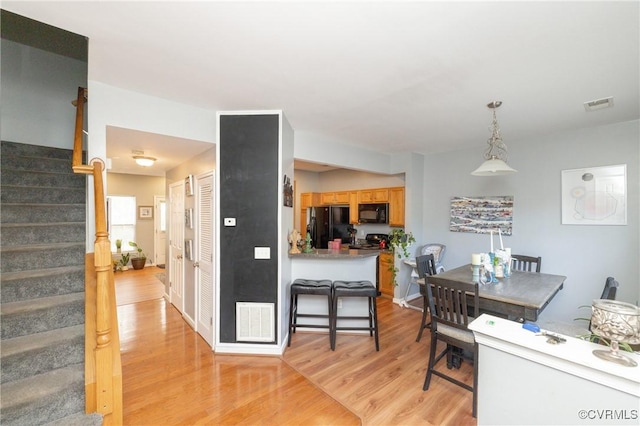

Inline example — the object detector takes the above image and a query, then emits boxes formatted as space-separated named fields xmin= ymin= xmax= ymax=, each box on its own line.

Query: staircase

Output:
xmin=0 ymin=141 xmax=101 ymax=425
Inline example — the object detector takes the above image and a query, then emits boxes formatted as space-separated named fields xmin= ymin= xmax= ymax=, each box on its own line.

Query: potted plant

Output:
xmin=388 ymin=228 xmax=416 ymax=286
xmin=119 ymin=252 xmax=130 ymax=271
xmin=115 ymin=239 xmax=122 ymax=253
xmin=129 ymin=241 xmax=147 ymax=270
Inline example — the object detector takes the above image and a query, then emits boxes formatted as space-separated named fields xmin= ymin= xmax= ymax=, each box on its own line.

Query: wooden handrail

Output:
xmin=72 ymin=86 xmax=123 ymax=424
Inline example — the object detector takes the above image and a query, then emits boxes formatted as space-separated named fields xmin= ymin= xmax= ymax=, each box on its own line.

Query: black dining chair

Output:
xmin=511 ymin=254 xmax=542 ymax=273
xmin=415 ymin=254 xmax=437 ymax=342
xmin=423 ymin=277 xmax=479 ymax=417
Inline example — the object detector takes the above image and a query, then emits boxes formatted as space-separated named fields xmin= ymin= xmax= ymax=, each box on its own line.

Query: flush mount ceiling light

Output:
xmin=133 ymin=153 xmax=156 ymax=167
xmin=471 ymin=101 xmax=517 ymax=176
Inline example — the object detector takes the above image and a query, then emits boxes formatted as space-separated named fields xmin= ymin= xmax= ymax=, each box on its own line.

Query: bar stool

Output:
xmin=288 ymin=278 xmax=333 ymax=347
xmin=331 ymin=280 xmax=379 ymax=351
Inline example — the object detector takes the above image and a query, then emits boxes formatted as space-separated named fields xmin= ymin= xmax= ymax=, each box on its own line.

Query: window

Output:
xmin=107 ymin=195 xmax=136 ymax=252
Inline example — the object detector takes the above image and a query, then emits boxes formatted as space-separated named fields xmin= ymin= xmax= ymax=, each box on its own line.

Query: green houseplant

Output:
xmin=119 ymin=252 xmax=130 ymax=271
xmin=129 ymin=241 xmax=147 ymax=270
xmin=388 ymin=228 xmax=416 ymax=286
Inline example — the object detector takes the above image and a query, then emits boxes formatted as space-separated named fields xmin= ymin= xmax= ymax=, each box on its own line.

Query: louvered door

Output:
xmin=196 ymin=171 xmax=215 ymax=347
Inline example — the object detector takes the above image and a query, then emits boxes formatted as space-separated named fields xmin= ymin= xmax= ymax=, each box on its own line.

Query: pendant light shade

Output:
xmin=471 ymin=101 xmax=517 ymax=176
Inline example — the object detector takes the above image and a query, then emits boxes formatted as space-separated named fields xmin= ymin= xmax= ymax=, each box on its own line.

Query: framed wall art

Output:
xmin=138 ymin=206 xmax=153 ymax=219
xmin=185 ymin=174 xmax=194 ymax=197
xmin=449 ymin=196 xmax=513 ymax=235
xmin=185 ymin=208 xmax=193 ymax=229
xmin=561 ymin=164 xmax=626 ymax=225
xmin=185 ymin=239 xmax=193 ymax=261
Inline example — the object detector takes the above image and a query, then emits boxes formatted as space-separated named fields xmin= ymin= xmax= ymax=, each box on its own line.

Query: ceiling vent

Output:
xmin=584 ymin=97 xmax=614 ymax=111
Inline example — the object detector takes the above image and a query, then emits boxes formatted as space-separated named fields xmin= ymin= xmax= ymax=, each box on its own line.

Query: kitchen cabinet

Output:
xmin=300 ymin=192 xmax=321 ymax=208
xmin=358 ymin=188 xmax=389 ymax=203
xmin=300 ymin=192 xmax=321 ymax=234
xmin=349 ymin=191 xmax=359 ymax=224
xmin=388 ymin=187 xmax=405 ymax=226
xmin=321 ymin=191 xmax=350 ymax=205
xmin=379 ymin=251 xmax=395 ymax=297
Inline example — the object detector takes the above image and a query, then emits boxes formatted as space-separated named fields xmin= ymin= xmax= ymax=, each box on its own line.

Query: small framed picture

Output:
xmin=185 ymin=208 xmax=193 ymax=229
xmin=138 ymin=206 xmax=153 ymax=219
xmin=185 ymin=239 xmax=193 ymax=261
xmin=185 ymin=174 xmax=194 ymax=196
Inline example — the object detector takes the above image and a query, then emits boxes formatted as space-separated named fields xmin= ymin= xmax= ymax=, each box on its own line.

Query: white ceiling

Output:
xmin=5 ymin=1 xmax=639 ymax=175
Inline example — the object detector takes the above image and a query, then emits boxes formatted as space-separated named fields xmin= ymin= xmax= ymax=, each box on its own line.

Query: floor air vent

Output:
xmin=236 ymin=302 xmax=275 ymax=342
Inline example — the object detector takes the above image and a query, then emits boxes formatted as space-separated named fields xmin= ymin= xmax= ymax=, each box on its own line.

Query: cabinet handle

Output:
xmin=193 ymin=262 xmax=200 ymax=268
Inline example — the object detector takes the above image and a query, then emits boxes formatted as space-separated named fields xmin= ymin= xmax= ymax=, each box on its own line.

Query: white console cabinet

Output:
xmin=469 ymin=314 xmax=640 ymax=426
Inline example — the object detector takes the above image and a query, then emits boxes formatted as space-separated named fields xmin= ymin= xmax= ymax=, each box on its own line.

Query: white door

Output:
xmin=196 ymin=172 xmax=215 ymax=347
xmin=154 ymin=196 xmax=166 ymax=266
xmin=169 ymin=181 xmax=184 ymax=314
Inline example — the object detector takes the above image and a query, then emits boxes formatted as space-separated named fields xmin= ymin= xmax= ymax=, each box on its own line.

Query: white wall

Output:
xmin=423 ymin=120 xmax=639 ymax=323
xmin=1 ymin=40 xmax=86 ymax=148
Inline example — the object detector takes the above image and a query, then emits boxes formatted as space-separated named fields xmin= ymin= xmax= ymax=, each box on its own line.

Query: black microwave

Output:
xmin=358 ymin=203 xmax=389 ymax=224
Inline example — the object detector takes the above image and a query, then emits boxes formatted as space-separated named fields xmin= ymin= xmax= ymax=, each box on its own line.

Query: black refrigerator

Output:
xmin=307 ymin=206 xmax=351 ymax=249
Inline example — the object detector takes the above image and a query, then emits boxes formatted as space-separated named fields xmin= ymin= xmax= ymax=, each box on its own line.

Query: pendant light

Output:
xmin=471 ymin=101 xmax=517 ymax=176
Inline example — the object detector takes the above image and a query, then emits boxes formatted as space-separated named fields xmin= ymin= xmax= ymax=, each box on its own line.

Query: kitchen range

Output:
xmin=349 ymin=233 xmax=389 ymax=250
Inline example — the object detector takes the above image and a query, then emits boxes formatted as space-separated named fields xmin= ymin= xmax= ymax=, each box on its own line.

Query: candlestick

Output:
xmin=472 ymin=264 xmax=481 ymax=283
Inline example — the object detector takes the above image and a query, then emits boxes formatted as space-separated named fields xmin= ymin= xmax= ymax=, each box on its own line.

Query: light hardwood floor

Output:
xmin=115 ymin=267 xmax=476 ymax=425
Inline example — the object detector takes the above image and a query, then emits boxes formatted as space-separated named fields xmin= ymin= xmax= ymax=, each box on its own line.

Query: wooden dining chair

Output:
xmin=423 ymin=277 xmax=479 ymax=418
xmin=415 ymin=254 xmax=437 ymax=342
xmin=511 ymin=254 xmax=542 ymax=273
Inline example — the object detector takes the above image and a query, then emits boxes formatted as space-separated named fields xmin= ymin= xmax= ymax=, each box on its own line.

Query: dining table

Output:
xmin=417 ymin=264 xmax=567 ymax=322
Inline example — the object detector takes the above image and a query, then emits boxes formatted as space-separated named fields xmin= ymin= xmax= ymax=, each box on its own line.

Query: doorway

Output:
xmin=154 ymin=196 xmax=166 ymax=267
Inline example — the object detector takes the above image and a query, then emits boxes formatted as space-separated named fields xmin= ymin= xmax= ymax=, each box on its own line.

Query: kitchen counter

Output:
xmin=289 ymin=249 xmax=379 ymax=336
xmin=289 ymin=248 xmax=386 ymax=259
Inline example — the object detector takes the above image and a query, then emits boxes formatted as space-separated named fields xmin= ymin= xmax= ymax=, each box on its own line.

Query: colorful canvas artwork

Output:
xmin=450 ymin=196 xmax=513 ymax=235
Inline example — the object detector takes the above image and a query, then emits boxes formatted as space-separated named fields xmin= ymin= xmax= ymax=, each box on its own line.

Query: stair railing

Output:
xmin=72 ymin=87 xmax=123 ymax=425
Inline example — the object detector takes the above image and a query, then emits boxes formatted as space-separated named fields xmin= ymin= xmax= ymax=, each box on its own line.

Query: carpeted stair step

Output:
xmin=0 ymin=265 xmax=85 ymax=304
xmin=1 ymin=242 xmax=85 ymax=273
xmin=1 ymin=292 xmax=84 ymax=340
xmin=1 ymin=324 xmax=84 ymax=384
xmin=1 ymin=168 xmax=85 ymax=188
xmin=0 ymin=364 xmax=85 ymax=426
xmin=0 ymin=153 xmax=76 ymax=174
xmin=1 ymin=203 xmax=86 ymax=224
xmin=46 ymin=412 xmax=104 ymax=426
xmin=1 ymin=222 xmax=85 ymax=246
xmin=1 ymin=140 xmax=78 ymax=160
xmin=1 ymin=185 xmax=85 ymax=204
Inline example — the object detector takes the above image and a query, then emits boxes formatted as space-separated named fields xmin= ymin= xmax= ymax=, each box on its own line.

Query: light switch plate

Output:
xmin=224 ymin=217 xmax=236 ymax=226
xmin=254 ymin=247 xmax=270 ymax=259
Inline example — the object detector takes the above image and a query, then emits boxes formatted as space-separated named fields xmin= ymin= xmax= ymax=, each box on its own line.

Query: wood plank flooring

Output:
xmin=115 ymin=268 xmax=476 ymax=425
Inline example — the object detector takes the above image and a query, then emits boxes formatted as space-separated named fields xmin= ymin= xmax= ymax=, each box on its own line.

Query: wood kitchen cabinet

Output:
xmin=320 ymin=191 xmax=350 ymax=205
xmin=379 ymin=251 xmax=395 ymax=297
xmin=349 ymin=191 xmax=359 ymax=224
xmin=300 ymin=192 xmax=320 ymax=209
xmin=299 ymin=192 xmax=320 ymax=234
xmin=358 ymin=188 xmax=389 ymax=203
xmin=388 ymin=187 xmax=405 ymax=226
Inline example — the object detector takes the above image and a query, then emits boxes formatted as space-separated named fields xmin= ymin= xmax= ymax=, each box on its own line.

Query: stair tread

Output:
xmin=1 ymin=241 xmax=85 ymax=252
xmin=1 ymin=265 xmax=85 ymax=282
xmin=1 ymin=324 xmax=84 ymax=358
xmin=0 ymin=364 xmax=83 ymax=407
xmin=1 ymin=292 xmax=84 ymax=316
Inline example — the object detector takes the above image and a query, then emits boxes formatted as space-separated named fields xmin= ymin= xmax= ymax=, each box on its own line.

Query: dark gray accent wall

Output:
xmin=219 ymin=114 xmax=279 ymax=343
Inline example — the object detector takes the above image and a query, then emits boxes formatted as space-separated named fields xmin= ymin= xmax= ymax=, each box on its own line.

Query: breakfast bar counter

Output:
xmin=288 ymin=249 xmax=380 ymax=334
